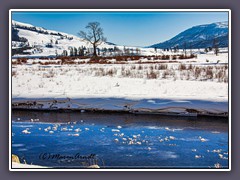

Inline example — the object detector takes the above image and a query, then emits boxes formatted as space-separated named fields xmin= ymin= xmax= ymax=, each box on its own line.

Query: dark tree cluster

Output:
xmin=12 ymin=28 xmax=28 ymax=42
xmin=66 ymin=46 xmax=87 ymax=57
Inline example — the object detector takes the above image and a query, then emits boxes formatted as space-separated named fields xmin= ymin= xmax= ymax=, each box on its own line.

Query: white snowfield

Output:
xmin=12 ymin=59 xmax=229 ymax=116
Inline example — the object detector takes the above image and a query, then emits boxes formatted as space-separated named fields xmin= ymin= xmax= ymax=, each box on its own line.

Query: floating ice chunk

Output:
xmin=199 ymin=136 xmax=208 ymax=142
xmin=218 ymin=154 xmax=223 ymax=159
xmin=169 ymin=136 xmax=175 ymax=140
xmin=117 ymin=126 xmax=122 ymax=129
xmin=114 ymin=138 xmax=119 ymax=143
xmin=85 ymin=128 xmax=89 ymax=131
xmin=126 ymin=155 xmax=132 ymax=157
xmin=192 ymin=149 xmax=197 ymax=152
xmin=52 ymin=127 xmax=57 ymax=131
xmin=112 ymin=129 xmax=120 ymax=132
xmin=164 ymin=137 xmax=169 ymax=141
xmin=128 ymin=141 xmax=134 ymax=145
xmin=122 ymin=138 xmax=127 ymax=141
xmin=159 ymin=139 xmax=164 ymax=142
xmin=22 ymin=129 xmax=31 ymax=134
xmin=70 ymin=126 xmax=74 ymax=128
xmin=195 ymin=155 xmax=202 ymax=159
xmin=38 ymin=128 xmax=42 ymax=130
xmin=61 ymin=127 xmax=68 ymax=131
xmin=74 ymin=128 xmax=81 ymax=132
xmin=80 ymin=120 xmax=84 ymax=123
xmin=136 ymin=142 xmax=141 ymax=145
xmin=200 ymin=138 xmax=208 ymax=142
xmin=147 ymin=147 xmax=152 ymax=151
xmin=17 ymin=118 xmax=21 ymax=121
xmin=49 ymin=131 xmax=54 ymax=134
xmin=133 ymin=135 xmax=137 ymax=139
xmin=212 ymin=149 xmax=222 ymax=153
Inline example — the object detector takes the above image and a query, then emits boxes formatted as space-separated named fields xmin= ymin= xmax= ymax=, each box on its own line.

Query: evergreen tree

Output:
xmin=136 ymin=48 xmax=140 ymax=55
xmin=204 ymin=48 xmax=208 ymax=53
xmin=69 ymin=47 xmax=73 ymax=56
xmin=213 ymin=38 xmax=219 ymax=56
xmin=62 ymin=50 xmax=68 ymax=56
xmin=74 ymin=47 xmax=78 ymax=56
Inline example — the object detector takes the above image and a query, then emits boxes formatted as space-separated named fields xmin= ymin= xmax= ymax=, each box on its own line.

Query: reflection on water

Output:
xmin=12 ymin=110 xmax=229 ymax=169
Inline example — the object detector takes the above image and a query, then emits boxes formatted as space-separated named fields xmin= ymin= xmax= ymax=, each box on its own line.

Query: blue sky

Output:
xmin=12 ymin=11 xmax=228 ymax=47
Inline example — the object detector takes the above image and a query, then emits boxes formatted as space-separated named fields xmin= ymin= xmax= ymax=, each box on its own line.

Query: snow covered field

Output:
xmin=11 ymin=20 xmax=229 ymax=117
xmin=12 ymin=54 xmax=229 ymax=116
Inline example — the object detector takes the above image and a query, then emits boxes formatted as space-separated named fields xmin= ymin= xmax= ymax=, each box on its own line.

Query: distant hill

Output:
xmin=11 ymin=20 xmax=115 ymax=57
xmin=150 ymin=21 xmax=229 ymax=49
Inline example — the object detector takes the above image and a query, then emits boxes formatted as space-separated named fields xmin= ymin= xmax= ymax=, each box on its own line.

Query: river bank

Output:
xmin=12 ymin=97 xmax=228 ymax=117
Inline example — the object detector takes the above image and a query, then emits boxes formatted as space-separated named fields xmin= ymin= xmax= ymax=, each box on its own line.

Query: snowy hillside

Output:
xmin=12 ymin=20 xmax=229 ymax=58
xmin=150 ymin=21 xmax=228 ymax=49
xmin=12 ymin=20 xmax=117 ymax=57
xmin=12 ymin=20 xmax=167 ymax=58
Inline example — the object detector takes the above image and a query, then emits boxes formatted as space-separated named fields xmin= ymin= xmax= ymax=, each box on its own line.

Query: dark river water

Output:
xmin=11 ymin=110 xmax=229 ymax=169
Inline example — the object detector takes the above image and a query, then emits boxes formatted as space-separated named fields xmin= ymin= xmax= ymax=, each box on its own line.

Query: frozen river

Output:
xmin=11 ymin=110 xmax=229 ymax=169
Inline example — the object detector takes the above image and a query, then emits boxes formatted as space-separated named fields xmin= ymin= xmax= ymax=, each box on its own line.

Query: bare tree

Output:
xmin=78 ymin=22 xmax=106 ymax=57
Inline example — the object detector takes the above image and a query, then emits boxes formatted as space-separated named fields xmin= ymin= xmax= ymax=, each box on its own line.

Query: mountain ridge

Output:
xmin=150 ymin=21 xmax=229 ymax=49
